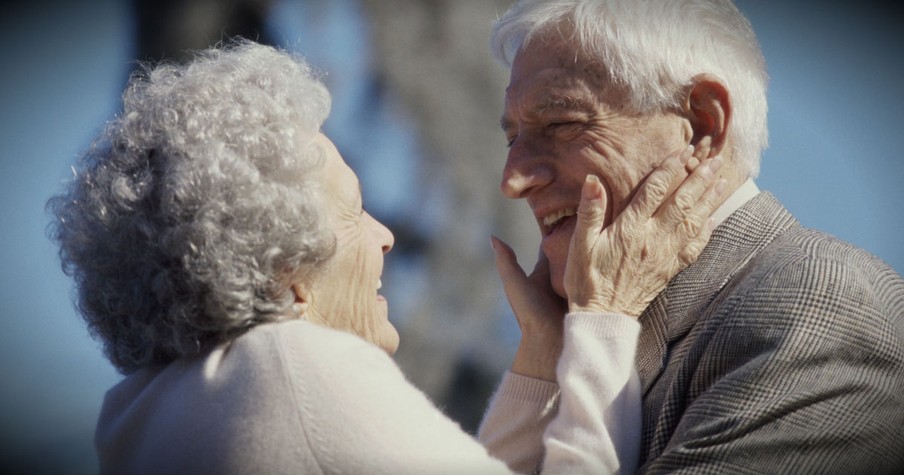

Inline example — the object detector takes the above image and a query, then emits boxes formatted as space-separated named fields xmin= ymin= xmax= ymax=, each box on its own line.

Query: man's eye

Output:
xmin=548 ymin=121 xmax=582 ymax=137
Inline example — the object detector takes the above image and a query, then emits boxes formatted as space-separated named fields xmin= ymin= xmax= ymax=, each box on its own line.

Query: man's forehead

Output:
xmin=503 ymin=74 xmax=597 ymax=119
xmin=506 ymin=47 xmax=604 ymax=100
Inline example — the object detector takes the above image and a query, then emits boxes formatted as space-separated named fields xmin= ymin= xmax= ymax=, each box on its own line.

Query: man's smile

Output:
xmin=540 ymin=208 xmax=577 ymax=236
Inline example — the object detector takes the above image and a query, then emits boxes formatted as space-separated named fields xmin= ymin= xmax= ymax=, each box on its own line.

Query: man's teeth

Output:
xmin=377 ymin=279 xmax=383 ymax=290
xmin=543 ymin=208 xmax=577 ymax=227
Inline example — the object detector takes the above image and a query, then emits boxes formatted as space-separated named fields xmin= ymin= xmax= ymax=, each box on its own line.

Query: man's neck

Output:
xmin=712 ymin=179 xmax=759 ymax=227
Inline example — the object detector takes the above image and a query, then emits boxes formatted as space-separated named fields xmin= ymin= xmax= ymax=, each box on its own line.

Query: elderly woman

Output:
xmin=48 ymin=40 xmax=722 ymax=474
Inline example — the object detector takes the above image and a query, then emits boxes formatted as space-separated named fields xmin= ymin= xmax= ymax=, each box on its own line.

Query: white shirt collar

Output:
xmin=711 ymin=178 xmax=760 ymax=227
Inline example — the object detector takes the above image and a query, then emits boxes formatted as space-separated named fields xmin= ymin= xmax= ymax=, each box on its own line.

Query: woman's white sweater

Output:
xmin=96 ymin=313 xmax=641 ymax=474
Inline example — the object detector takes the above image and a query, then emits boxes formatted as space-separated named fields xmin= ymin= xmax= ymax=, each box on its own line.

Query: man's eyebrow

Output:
xmin=537 ymin=94 xmax=594 ymax=114
xmin=500 ymin=95 xmax=594 ymax=130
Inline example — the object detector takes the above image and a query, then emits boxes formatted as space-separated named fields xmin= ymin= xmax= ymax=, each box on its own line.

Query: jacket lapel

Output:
xmin=635 ymin=192 xmax=798 ymax=395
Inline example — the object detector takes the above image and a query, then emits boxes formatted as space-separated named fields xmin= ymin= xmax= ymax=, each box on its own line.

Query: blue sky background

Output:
xmin=0 ymin=1 xmax=901 ymax=473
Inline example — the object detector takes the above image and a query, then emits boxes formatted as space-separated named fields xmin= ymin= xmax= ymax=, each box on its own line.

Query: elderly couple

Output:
xmin=48 ymin=1 xmax=904 ymax=474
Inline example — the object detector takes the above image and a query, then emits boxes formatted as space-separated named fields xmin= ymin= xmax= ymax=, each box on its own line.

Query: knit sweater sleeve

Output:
xmin=477 ymin=372 xmax=561 ymax=474
xmin=275 ymin=321 xmax=517 ymax=475
xmin=478 ymin=313 xmax=642 ymax=475
xmin=277 ymin=314 xmax=639 ymax=475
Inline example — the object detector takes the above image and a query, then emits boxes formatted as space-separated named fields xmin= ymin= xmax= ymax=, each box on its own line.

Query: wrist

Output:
xmin=568 ymin=299 xmax=642 ymax=319
xmin=510 ymin=336 xmax=562 ymax=382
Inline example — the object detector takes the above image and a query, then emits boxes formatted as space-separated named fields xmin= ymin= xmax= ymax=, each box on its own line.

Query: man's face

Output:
xmin=501 ymin=37 xmax=688 ymax=297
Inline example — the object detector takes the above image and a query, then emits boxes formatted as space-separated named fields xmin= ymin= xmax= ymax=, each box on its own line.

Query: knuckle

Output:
xmin=674 ymin=191 xmax=695 ymax=213
xmin=678 ymin=216 xmax=702 ymax=237
xmin=678 ymin=247 xmax=697 ymax=266
xmin=646 ymin=179 xmax=670 ymax=203
xmin=639 ymin=175 xmax=670 ymax=210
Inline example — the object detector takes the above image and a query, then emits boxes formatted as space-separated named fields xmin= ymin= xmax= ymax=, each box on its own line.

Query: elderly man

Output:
xmin=479 ymin=1 xmax=904 ymax=474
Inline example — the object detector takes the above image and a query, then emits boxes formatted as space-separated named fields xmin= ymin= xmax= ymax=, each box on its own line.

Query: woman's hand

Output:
xmin=565 ymin=145 xmax=727 ymax=317
xmin=491 ymin=238 xmax=566 ymax=381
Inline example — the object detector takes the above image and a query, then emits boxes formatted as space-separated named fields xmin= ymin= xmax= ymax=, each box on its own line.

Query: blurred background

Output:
xmin=1 ymin=0 xmax=901 ymax=473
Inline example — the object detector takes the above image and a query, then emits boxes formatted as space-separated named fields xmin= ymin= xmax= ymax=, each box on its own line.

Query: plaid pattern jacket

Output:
xmin=636 ymin=192 xmax=904 ymax=474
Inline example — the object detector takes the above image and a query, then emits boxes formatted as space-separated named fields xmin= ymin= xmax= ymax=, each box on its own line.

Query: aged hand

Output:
xmin=491 ymin=238 xmax=566 ymax=381
xmin=565 ymin=146 xmax=727 ymax=317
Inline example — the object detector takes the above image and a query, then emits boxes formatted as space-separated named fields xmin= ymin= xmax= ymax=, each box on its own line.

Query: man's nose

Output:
xmin=500 ymin=140 xmax=554 ymax=199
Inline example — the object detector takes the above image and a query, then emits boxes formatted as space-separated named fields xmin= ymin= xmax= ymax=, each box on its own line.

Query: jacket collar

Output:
xmin=635 ymin=192 xmax=799 ymax=394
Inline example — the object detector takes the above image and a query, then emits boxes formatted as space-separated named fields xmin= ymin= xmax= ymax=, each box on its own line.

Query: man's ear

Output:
xmin=684 ymin=74 xmax=731 ymax=159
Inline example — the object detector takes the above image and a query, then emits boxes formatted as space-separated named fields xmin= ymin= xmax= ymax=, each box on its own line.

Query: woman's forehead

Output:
xmin=315 ymin=134 xmax=361 ymax=206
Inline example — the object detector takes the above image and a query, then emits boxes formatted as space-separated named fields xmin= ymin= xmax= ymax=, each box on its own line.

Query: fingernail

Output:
xmin=716 ymin=178 xmax=727 ymax=195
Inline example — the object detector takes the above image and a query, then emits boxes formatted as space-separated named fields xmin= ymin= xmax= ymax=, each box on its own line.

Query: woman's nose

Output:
xmin=378 ymin=221 xmax=394 ymax=254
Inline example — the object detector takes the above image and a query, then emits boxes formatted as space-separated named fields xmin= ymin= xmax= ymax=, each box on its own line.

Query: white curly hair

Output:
xmin=47 ymin=39 xmax=335 ymax=374
xmin=491 ymin=0 xmax=769 ymax=177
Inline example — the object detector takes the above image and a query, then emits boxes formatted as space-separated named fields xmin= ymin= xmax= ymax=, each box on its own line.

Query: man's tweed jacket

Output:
xmin=637 ymin=192 xmax=904 ymax=474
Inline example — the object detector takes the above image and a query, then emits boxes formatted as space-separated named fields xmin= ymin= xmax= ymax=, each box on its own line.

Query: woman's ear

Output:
xmin=684 ymin=74 xmax=731 ymax=159
xmin=291 ymin=283 xmax=311 ymax=319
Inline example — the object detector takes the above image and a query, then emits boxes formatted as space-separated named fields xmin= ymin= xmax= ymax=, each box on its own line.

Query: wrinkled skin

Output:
xmin=492 ymin=146 xmax=726 ymax=379
xmin=295 ymin=134 xmax=399 ymax=354
xmin=493 ymin=34 xmax=737 ymax=379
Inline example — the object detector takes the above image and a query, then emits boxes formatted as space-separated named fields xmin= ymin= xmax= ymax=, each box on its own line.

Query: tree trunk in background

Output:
xmin=133 ymin=0 xmax=275 ymax=63
xmin=359 ymin=0 xmax=539 ymax=431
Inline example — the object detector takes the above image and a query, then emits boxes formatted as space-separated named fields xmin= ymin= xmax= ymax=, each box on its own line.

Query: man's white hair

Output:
xmin=491 ymin=0 xmax=768 ymax=177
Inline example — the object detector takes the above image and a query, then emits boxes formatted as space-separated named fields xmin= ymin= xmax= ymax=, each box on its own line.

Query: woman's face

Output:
xmin=303 ymin=134 xmax=398 ymax=353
